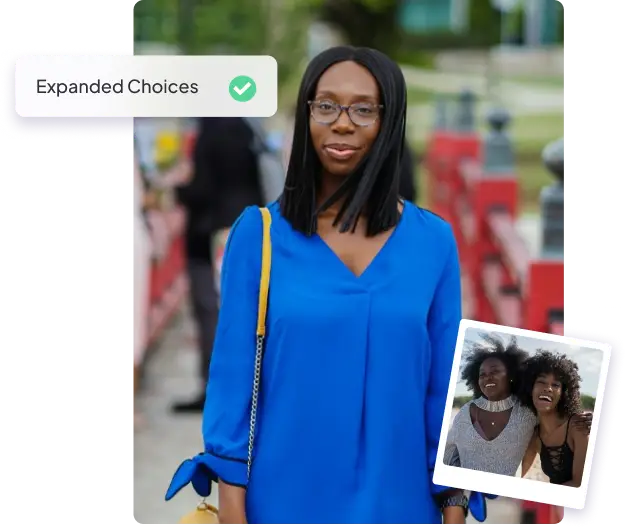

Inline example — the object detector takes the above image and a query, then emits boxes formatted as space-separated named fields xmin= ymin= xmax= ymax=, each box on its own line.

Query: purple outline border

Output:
xmin=0 ymin=48 xmax=133 ymax=139
xmin=563 ymin=327 xmax=624 ymax=525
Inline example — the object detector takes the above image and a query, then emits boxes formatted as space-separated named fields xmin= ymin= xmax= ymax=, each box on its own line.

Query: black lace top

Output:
xmin=539 ymin=415 xmax=575 ymax=485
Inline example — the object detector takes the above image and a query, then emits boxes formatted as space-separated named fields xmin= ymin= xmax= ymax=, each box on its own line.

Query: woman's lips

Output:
xmin=324 ymin=144 xmax=360 ymax=161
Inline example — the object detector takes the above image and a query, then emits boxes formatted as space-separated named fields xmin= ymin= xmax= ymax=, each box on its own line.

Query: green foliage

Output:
xmin=397 ymin=31 xmax=493 ymax=51
xmin=308 ymin=0 xmax=397 ymax=11
xmin=581 ymin=395 xmax=596 ymax=411
xmin=317 ymin=0 xmax=399 ymax=53
xmin=389 ymin=48 xmax=435 ymax=69
xmin=505 ymin=4 xmax=524 ymax=44
xmin=453 ymin=395 xmax=473 ymax=408
xmin=134 ymin=0 xmax=314 ymax=85
xmin=134 ymin=0 xmax=179 ymax=45
xmin=557 ymin=4 xmax=564 ymax=44
xmin=392 ymin=0 xmax=512 ymax=52
xmin=467 ymin=0 xmax=501 ymax=46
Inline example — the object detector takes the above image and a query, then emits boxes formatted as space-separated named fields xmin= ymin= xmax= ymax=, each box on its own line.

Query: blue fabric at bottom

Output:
xmin=164 ymin=203 xmax=497 ymax=523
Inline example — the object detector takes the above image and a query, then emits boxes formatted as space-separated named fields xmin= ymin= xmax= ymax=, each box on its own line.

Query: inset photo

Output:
xmin=433 ymin=319 xmax=610 ymax=510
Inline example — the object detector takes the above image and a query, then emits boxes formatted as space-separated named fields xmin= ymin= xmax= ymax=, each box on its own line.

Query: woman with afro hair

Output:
xmin=519 ymin=351 xmax=589 ymax=486
xmin=443 ymin=335 xmax=591 ymax=478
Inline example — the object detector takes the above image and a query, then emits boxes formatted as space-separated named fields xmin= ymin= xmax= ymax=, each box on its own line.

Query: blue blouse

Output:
xmin=166 ymin=201 xmax=491 ymax=522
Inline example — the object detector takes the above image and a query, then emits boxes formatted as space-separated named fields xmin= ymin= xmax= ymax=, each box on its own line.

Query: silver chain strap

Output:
xmin=247 ymin=333 xmax=265 ymax=480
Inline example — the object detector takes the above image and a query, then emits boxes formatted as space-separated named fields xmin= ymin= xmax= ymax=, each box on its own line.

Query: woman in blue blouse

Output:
xmin=166 ymin=46 xmax=487 ymax=523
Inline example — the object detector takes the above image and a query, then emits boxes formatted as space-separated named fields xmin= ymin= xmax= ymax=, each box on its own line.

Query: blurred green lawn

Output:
xmin=507 ymin=75 xmax=564 ymax=89
xmin=406 ymin=87 xmax=437 ymax=106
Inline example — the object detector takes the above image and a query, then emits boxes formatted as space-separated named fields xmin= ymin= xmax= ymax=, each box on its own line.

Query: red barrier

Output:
xmin=181 ymin=126 xmax=197 ymax=159
xmin=143 ymin=153 xmax=194 ymax=351
xmin=424 ymin=110 xmax=564 ymax=524
xmin=146 ymin=205 xmax=188 ymax=349
xmin=449 ymin=159 xmax=563 ymax=335
xmin=426 ymin=130 xmax=481 ymax=227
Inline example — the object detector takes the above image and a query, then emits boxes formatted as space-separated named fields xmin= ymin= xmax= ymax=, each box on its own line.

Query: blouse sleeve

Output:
xmin=425 ymin=224 xmax=462 ymax=498
xmin=165 ymin=206 xmax=263 ymax=500
xmin=423 ymin=227 xmax=497 ymax=522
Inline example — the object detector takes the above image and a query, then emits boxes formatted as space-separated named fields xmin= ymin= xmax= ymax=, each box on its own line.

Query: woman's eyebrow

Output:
xmin=315 ymin=90 xmax=378 ymax=102
xmin=314 ymin=90 xmax=337 ymax=99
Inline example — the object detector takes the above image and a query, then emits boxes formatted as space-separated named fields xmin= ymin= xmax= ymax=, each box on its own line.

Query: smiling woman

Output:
xmin=443 ymin=335 xmax=539 ymax=477
xmin=519 ymin=351 xmax=589 ymax=487
xmin=166 ymin=45 xmax=490 ymax=524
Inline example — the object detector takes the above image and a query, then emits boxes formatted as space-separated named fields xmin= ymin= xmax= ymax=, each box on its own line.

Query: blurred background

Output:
xmin=133 ymin=0 xmax=563 ymax=210
xmin=133 ymin=0 xmax=564 ymax=523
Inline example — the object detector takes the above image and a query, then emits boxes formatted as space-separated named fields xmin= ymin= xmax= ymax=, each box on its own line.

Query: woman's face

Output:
xmin=478 ymin=357 xmax=511 ymax=400
xmin=531 ymin=372 xmax=563 ymax=414
xmin=308 ymin=60 xmax=381 ymax=178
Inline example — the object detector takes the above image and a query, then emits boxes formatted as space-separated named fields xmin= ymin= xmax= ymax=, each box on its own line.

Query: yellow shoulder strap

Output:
xmin=256 ymin=207 xmax=272 ymax=337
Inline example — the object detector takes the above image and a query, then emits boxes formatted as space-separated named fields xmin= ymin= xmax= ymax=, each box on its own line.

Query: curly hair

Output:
xmin=460 ymin=333 xmax=530 ymax=399
xmin=519 ymin=350 xmax=582 ymax=417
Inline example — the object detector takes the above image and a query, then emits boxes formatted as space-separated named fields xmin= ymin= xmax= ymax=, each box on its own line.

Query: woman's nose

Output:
xmin=331 ymin=109 xmax=355 ymax=133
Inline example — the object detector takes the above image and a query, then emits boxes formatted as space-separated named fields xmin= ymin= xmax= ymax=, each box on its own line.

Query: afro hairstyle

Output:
xmin=460 ymin=333 xmax=530 ymax=399
xmin=518 ymin=350 xmax=582 ymax=417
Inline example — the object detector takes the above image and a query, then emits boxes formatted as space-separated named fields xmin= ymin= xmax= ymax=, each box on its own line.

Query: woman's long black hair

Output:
xmin=279 ymin=46 xmax=408 ymax=237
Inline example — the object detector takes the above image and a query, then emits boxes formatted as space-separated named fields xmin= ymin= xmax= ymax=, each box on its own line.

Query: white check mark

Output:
xmin=233 ymin=82 xmax=252 ymax=95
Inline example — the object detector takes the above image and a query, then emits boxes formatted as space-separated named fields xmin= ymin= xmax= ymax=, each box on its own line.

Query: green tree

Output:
xmin=134 ymin=0 xmax=315 ymax=84
xmin=453 ymin=396 xmax=473 ymax=408
xmin=580 ymin=395 xmax=596 ymax=411
xmin=315 ymin=0 xmax=400 ymax=54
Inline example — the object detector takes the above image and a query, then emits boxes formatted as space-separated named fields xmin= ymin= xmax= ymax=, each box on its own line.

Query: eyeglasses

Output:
xmin=308 ymin=100 xmax=383 ymax=127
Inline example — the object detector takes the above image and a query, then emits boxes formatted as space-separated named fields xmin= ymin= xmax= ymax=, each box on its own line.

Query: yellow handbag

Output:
xmin=177 ymin=206 xmax=273 ymax=524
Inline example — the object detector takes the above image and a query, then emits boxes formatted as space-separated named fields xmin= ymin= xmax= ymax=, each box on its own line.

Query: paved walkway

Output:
xmin=134 ymin=306 xmax=217 ymax=524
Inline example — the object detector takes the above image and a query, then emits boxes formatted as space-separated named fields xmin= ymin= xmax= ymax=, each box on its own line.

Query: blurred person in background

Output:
xmin=171 ymin=117 xmax=265 ymax=413
xmin=166 ymin=46 xmax=494 ymax=524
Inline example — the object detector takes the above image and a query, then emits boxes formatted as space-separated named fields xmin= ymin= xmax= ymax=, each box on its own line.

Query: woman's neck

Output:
xmin=486 ymin=392 xmax=512 ymax=402
xmin=317 ymin=172 xmax=356 ymax=227
xmin=538 ymin=412 xmax=566 ymax=434
xmin=318 ymin=171 xmax=345 ymax=208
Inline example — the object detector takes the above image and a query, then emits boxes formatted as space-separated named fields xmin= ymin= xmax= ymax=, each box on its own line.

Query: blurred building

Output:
xmin=398 ymin=0 xmax=561 ymax=46
xmin=398 ymin=0 xmax=470 ymax=33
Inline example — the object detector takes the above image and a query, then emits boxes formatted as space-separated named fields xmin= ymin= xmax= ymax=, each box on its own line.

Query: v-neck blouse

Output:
xmin=311 ymin=204 xmax=407 ymax=281
xmin=174 ymin=200 xmax=463 ymax=523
